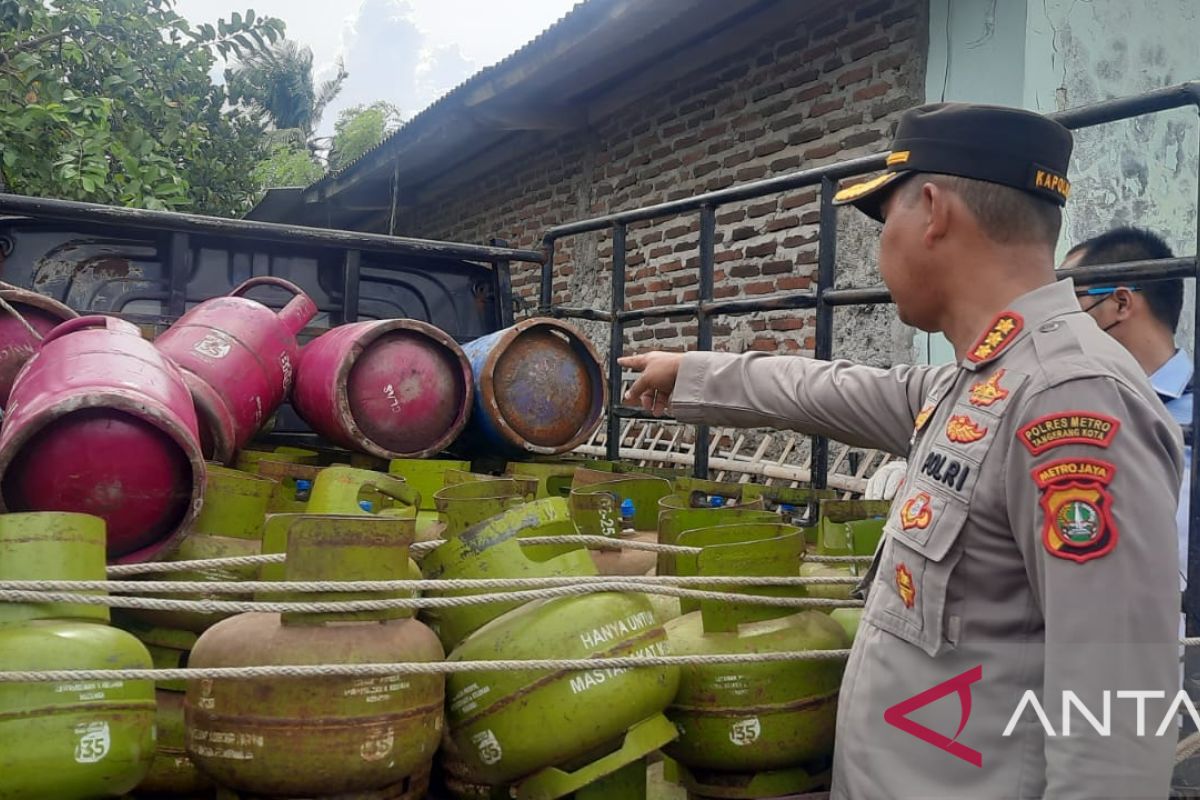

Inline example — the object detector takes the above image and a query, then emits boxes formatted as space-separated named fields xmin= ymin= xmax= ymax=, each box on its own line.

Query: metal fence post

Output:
xmin=540 ymin=237 xmax=556 ymax=314
xmin=810 ymin=177 xmax=837 ymax=490
xmin=490 ymin=237 xmax=515 ymax=328
xmin=607 ymin=224 xmax=627 ymax=461
xmin=341 ymin=249 xmax=361 ymax=324
xmin=166 ymin=232 xmax=190 ymax=318
xmin=694 ymin=205 xmax=716 ymax=478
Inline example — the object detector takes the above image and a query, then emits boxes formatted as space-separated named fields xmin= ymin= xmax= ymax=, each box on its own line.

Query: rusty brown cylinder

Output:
xmin=0 ymin=284 xmax=77 ymax=408
xmin=185 ymin=516 xmax=444 ymax=796
xmin=292 ymin=319 xmax=473 ymax=459
xmin=456 ymin=318 xmax=606 ymax=459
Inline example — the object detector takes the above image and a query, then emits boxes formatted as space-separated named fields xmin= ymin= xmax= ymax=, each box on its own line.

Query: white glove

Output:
xmin=864 ymin=460 xmax=907 ymax=501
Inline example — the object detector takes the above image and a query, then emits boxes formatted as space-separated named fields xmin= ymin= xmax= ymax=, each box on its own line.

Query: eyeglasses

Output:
xmin=1073 ymin=286 xmax=1143 ymax=297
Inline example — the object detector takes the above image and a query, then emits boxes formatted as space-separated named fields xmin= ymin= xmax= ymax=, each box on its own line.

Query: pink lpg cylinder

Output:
xmin=0 ymin=315 xmax=206 ymax=563
xmin=0 ymin=283 xmax=77 ymax=408
xmin=154 ymin=276 xmax=317 ymax=464
xmin=292 ymin=319 xmax=472 ymax=459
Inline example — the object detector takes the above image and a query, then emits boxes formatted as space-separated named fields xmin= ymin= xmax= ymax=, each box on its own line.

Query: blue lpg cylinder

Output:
xmin=453 ymin=318 xmax=606 ymax=460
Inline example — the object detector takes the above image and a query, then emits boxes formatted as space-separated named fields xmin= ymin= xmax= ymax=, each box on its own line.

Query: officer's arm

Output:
xmin=670 ymin=352 xmax=946 ymax=457
xmin=1005 ymin=376 xmax=1182 ymax=799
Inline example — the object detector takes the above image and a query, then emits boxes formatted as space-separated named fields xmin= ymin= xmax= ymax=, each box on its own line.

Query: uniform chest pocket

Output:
xmin=865 ymin=489 xmax=969 ymax=657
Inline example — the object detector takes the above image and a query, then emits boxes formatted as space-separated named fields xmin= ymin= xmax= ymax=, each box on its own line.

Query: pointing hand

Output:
xmin=617 ymin=352 xmax=684 ymax=416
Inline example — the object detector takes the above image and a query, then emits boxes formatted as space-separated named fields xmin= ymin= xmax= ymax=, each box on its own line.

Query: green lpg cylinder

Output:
xmin=110 ymin=623 xmax=213 ymax=797
xmin=433 ymin=477 xmax=535 ymax=538
xmin=305 ymin=465 xmax=423 ymax=582
xmin=444 ymin=468 xmax=539 ymax=497
xmin=136 ymin=690 xmax=214 ymax=798
xmin=420 ymin=497 xmax=596 ymax=651
xmin=800 ymin=511 xmax=885 ymax=603
xmin=445 ymin=591 xmax=681 ymax=789
xmin=656 ymin=505 xmax=777 ymax=576
xmin=234 ymin=445 xmax=320 ymax=472
xmin=569 ymin=476 xmax=672 ymax=576
xmin=389 ymin=458 xmax=471 ymax=541
xmin=254 ymin=459 xmax=328 ymax=513
xmin=186 ymin=515 xmax=444 ymax=797
xmin=652 ymin=505 xmax=780 ymax=627
xmin=662 ymin=522 xmax=849 ymax=795
xmin=0 ymin=513 xmax=156 ymax=800
xmin=306 ymin=465 xmax=421 ymax=518
xmin=504 ymin=460 xmax=583 ymax=499
xmin=124 ymin=464 xmax=276 ymax=633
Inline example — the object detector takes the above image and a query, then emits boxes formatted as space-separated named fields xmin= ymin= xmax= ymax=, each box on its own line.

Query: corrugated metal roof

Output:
xmin=308 ymin=0 xmax=601 ymax=189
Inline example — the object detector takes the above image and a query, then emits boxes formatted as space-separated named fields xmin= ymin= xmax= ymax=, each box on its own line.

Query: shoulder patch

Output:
xmin=969 ymin=369 xmax=1011 ymax=407
xmin=1018 ymin=412 xmax=1120 ymax=455
xmin=946 ymin=414 xmax=987 ymax=444
xmin=1033 ymin=458 xmax=1117 ymax=564
xmin=968 ymin=311 xmax=1024 ymax=364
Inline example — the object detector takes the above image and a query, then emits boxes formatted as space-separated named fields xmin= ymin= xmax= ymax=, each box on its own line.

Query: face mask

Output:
xmin=1082 ymin=293 xmax=1122 ymax=333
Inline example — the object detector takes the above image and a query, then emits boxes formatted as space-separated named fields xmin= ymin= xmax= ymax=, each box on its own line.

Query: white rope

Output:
xmin=103 ymin=544 xmax=872 ymax=577
xmin=0 ymin=575 xmax=859 ymax=594
xmin=0 ymin=583 xmax=863 ymax=613
xmin=107 ymin=553 xmax=284 ymax=576
xmin=0 ymin=650 xmax=853 ymax=683
xmin=1177 ymin=730 xmax=1200 ymax=764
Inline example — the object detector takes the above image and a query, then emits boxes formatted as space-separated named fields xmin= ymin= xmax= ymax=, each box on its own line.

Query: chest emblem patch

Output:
xmin=946 ymin=414 xmax=987 ymax=444
xmin=914 ymin=403 xmax=935 ymax=433
xmin=900 ymin=491 xmax=934 ymax=530
xmin=1033 ymin=458 xmax=1117 ymax=563
xmin=969 ymin=369 xmax=1010 ymax=407
xmin=1018 ymin=412 xmax=1120 ymax=456
xmin=968 ymin=311 xmax=1024 ymax=364
xmin=895 ymin=563 xmax=916 ymax=608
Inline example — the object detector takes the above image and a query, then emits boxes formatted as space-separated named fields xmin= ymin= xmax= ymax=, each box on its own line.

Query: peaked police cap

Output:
xmin=834 ymin=102 xmax=1074 ymax=222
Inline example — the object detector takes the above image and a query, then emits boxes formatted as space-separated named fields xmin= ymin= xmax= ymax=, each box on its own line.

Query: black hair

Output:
xmin=1068 ymin=227 xmax=1181 ymax=331
xmin=896 ymin=173 xmax=1062 ymax=247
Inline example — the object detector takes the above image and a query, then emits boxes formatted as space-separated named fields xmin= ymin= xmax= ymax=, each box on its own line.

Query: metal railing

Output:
xmin=539 ymin=81 xmax=1200 ymax=637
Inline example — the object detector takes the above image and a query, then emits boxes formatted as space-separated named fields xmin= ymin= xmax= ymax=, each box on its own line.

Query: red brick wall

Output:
xmin=391 ymin=0 xmax=927 ymax=359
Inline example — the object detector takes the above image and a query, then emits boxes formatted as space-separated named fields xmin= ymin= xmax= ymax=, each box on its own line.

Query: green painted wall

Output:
xmin=918 ymin=0 xmax=1199 ymax=364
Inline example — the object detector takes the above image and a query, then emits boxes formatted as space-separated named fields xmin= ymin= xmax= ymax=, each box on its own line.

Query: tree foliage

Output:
xmin=227 ymin=41 xmax=347 ymax=143
xmin=329 ymin=101 xmax=402 ymax=172
xmin=0 ymin=0 xmax=285 ymax=216
xmin=252 ymin=142 xmax=326 ymax=190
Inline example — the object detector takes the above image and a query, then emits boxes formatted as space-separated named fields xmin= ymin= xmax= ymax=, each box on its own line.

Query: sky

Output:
xmin=173 ymin=0 xmax=581 ymax=136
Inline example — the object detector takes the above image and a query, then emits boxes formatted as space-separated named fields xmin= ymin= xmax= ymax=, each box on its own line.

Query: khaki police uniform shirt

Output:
xmin=671 ymin=279 xmax=1182 ymax=800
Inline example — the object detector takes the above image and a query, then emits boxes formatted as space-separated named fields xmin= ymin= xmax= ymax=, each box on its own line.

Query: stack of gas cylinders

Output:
xmin=0 ymin=280 xmax=889 ymax=800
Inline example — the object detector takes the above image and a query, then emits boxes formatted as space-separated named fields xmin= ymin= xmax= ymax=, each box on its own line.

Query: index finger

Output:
xmin=617 ymin=354 xmax=648 ymax=370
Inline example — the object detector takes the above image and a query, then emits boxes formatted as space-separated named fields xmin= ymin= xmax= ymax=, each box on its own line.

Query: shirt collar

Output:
xmin=959 ymin=279 xmax=1080 ymax=371
xmin=1151 ymin=349 xmax=1193 ymax=400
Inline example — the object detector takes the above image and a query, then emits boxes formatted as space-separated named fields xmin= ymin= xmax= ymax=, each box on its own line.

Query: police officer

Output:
xmin=1065 ymin=229 xmax=1193 ymax=591
xmin=621 ymin=104 xmax=1183 ymax=798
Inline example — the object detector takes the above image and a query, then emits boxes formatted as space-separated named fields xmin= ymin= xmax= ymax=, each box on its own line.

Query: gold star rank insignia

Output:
xmin=968 ymin=311 xmax=1024 ymax=364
